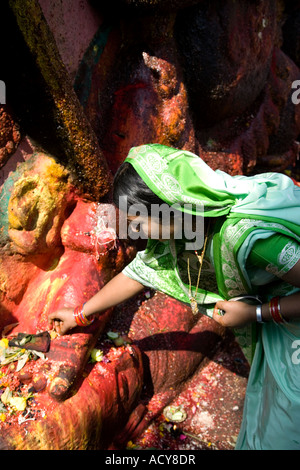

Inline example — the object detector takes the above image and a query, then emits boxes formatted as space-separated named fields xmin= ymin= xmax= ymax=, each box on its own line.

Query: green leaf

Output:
xmin=19 ymin=335 xmax=33 ymax=346
xmin=31 ymin=350 xmax=46 ymax=360
xmin=0 ymin=348 xmax=24 ymax=366
xmin=16 ymin=352 xmax=30 ymax=372
xmin=107 ymin=331 xmax=119 ymax=340
xmin=1 ymin=387 xmax=12 ymax=405
xmin=0 ymin=402 xmax=7 ymax=413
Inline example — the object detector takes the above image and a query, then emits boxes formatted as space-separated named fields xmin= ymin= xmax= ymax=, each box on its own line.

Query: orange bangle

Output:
xmin=73 ymin=303 xmax=94 ymax=327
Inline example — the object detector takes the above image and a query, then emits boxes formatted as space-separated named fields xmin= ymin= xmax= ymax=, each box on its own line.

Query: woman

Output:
xmin=48 ymin=144 xmax=300 ymax=450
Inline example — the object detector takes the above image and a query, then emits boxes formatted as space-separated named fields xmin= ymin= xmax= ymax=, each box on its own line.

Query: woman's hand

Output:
xmin=48 ymin=308 xmax=77 ymax=335
xmin=213 ymin=300 xmax=256 ymax=328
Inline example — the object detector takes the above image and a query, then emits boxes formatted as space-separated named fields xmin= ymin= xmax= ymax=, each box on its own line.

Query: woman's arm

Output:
xmin=213 ymin=259 xmax=300 ymax=328
xmin=48 ymin=272 xmax=145 ymax=335
xmin=83 ymin=272 xmax=145 ymax=316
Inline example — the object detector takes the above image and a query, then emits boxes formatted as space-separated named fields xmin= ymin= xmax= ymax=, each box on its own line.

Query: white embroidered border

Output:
xmin=221 ymin=219 xmax=300 ymax=297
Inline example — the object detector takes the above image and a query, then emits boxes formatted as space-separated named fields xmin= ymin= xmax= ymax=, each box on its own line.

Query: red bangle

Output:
xmin=269 ymin=297 xmax=284 ymax=324
xmin=73 ymin=303 xmax=95 ymax=327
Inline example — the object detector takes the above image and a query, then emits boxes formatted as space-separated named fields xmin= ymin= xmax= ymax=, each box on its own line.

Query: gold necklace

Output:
xmin=187 ymin=221 xmax=210 ymax=315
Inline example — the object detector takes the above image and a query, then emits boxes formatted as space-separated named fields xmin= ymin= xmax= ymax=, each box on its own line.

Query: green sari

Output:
xmin=122 ymin=144 xmax=300 ymax=450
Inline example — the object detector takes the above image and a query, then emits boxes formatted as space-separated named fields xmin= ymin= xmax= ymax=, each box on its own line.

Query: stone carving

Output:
xmin=0 ymin=0 xmax=299 ymax=450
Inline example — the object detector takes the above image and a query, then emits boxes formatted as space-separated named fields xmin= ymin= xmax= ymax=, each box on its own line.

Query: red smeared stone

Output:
xmin=31 ymin=374 xmax=47 ymax=392
xmin=0 ymin=342 xmax=144 ymax=450
xmin=130 ymin=331 xmax=249 ymax=450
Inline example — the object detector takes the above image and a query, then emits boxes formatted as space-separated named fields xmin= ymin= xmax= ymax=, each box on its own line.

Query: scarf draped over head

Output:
xmin=125 ymin=143 xmax=300 ymax=227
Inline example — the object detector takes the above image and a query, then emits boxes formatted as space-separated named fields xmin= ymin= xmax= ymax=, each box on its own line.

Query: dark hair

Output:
xmin=113 ymin=162 xmax=167 ymax=216
xmin=113 ymin=162 xmax=202 ymax=238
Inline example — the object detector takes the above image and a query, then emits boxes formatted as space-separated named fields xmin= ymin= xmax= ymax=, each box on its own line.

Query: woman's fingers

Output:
xmin=54 ymin=320 xmax=62 ymax=335
xmin=213 ymin=300 xmax=256 ymax=328
xmin=48 ymin=311 xmax=58 ymax=328
xmin=213 ymin=301 xmax=227 ymax=325
xmin=48 ymin=308 xmax=77 ymax=335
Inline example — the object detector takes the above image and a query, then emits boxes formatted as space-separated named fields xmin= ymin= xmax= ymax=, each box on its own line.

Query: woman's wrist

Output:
xmin=256 ymin=297 xmax=290 ymax=324
xmin=247 ymin=303 xmax=274 ymax=323
xmin=246 ymin=304 xmax=257 ymax=323
xmin=81 ymin=300 xmax=98 ymax=317
xmin=73 ymin=302 xmax=95 ymax=327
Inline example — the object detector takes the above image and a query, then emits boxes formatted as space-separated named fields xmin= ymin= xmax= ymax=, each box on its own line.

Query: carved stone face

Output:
xmin=7 ymin=153 xmax=72 ymax=255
